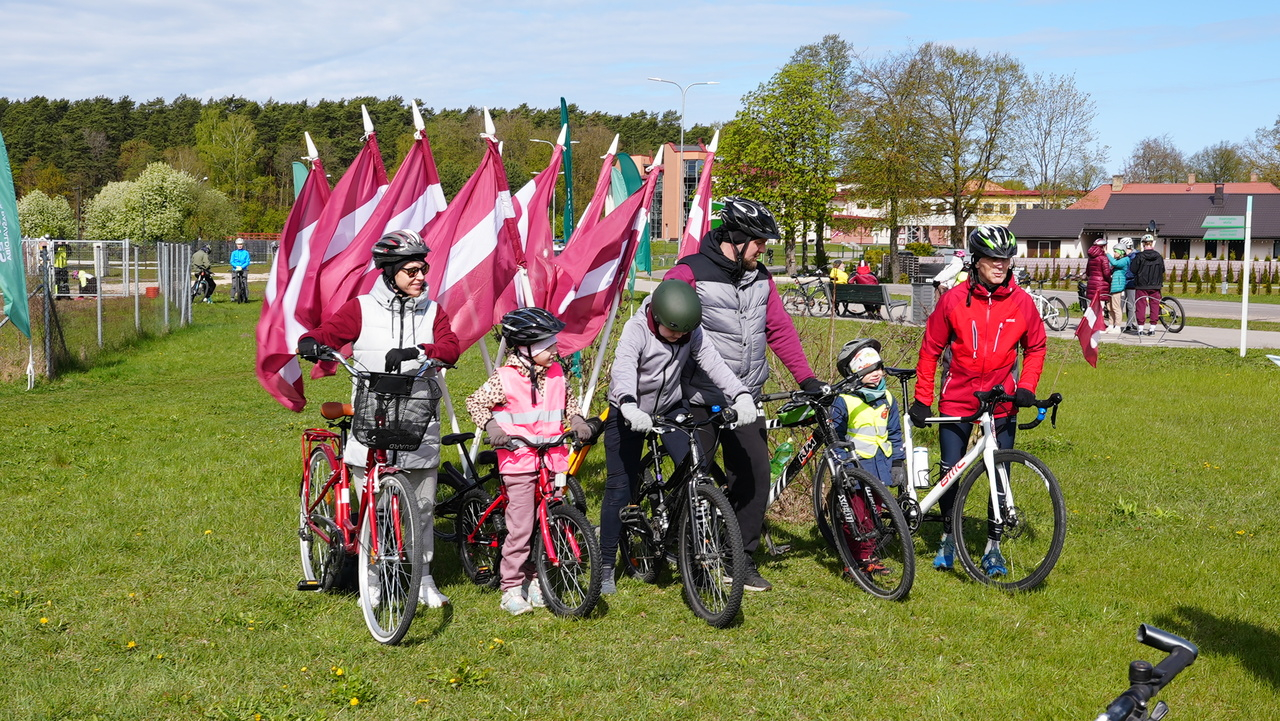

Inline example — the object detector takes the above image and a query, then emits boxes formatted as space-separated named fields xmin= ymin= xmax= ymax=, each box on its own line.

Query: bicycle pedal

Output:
xmin=618 ymin=505 xmax=648 ymax=525
xmin=473 ymin=566 xmax=495 ymax=584
xmin=296 ymin=579 xmax=322 ymax=592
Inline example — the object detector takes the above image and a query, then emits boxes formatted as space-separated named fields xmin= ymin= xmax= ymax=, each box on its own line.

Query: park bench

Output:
xmin=832 ymin=284 xmax=908 ymax=322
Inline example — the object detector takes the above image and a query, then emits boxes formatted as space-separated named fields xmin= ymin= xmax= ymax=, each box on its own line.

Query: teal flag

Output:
xmin=560 ymin=98 xmax=573 ymax=243
xmin=614 ymin=152 xmax=651 ymax=284
xmin=291 ymin=161 xmax=308 ymax=200
xmin=0 ymin=128 xmax=30 ymax=338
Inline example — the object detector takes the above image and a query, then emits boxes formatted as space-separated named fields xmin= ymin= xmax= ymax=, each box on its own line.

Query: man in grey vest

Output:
xmin=664 ymin=197 xmax=827 ymax=591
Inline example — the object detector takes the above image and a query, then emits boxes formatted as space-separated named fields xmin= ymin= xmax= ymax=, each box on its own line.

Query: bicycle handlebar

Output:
xmin=925 ymin=385 xmax=1063 ymax=428
xmin=316 ymin=346 xmax=455 ymax=378
xmin=502 ymin=431 xmax=575 ymax=453
xmin=1095 ymin=624 xmax=1198 ymax=721
xmin=653 ymin=406 xmax=738 ymax=434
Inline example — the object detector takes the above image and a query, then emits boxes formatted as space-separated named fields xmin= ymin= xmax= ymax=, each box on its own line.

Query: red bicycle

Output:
xmin=297 ymin=349 xmax=447 ymax=644
xmin=457 ymin=431 xmax=602 ymax=617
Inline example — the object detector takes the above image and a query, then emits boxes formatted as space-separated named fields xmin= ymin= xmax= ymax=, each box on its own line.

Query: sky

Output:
xmin=3 ymin=0 xmax=1280 ymax=176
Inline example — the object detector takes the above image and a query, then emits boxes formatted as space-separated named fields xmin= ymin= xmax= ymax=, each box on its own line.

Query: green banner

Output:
xmin=0 ymin=128 xmax=30 ymax=338
xmin=560 ymin=98 xmax=573 ymax=243
xmin=291 ymin=161 xmax=308 ymax=200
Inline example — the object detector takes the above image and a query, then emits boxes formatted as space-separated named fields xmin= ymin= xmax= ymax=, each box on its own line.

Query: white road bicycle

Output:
xmin=1015 ymin=270 xmax=1070 ymax=331
xmin=888 ymin=367 xmax=1066 ymax=591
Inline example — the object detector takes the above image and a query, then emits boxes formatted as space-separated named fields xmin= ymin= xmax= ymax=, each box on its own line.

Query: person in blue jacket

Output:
xmin=230 ymin=238 xmax=251 ymax=272
xmin=829 ymin=338 xmax=905 ymax=574
xmin=1105 ymin=239 xmax=1131 ymax=333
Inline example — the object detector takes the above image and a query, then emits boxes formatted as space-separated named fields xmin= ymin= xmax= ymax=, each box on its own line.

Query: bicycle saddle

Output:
xmin=441 ymin=432 xmax=475 ymax=446
xmin=884 ymin=366 xmax=917 ymax=381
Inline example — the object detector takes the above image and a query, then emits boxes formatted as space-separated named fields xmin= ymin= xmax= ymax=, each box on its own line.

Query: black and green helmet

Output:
xmin=967 ymin=225 xmax=1017 ymax=260
xmin=650 ymin=280 xmax=702 ymax=334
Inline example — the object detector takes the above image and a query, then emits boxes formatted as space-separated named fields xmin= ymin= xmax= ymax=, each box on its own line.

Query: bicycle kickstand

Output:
xmin=762 ymin=523 xmax=791 ymax=556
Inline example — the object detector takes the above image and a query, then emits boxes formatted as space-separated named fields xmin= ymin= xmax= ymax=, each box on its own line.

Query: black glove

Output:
xmin=1014 ymin=388 xmax=1038 ymax=408
xmin=800 ymin=377 xmax=828 ymax=395
xmin=298 ymin=337 xmax=326 ymax=363
xmin=384 ymin=346 xmax=422 ymax=372
xmin=890 ymin=461 xmax=906 ymax=488
xmin=908 ymin=400 xmax=932 ymax=429
xmin=932 ymin=280 xmax=941 ymax=289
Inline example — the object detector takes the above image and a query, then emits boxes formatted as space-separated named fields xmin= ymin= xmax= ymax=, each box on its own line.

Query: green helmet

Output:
xmin=650 ymin=280 xmax=702 ymax=333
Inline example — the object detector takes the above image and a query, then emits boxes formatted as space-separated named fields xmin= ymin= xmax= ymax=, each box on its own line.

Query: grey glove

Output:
xmin=619 ymin=402 xmax=653 ymax=434
xmin=731 ymin=393 xmax=758 ymax=426
xmin=569 ymin=415 xmax=596 ymax=442
xmin=484 ymin=419 xmax=510 ymax=448
xmin=890 ymin=462 xmax=907 ymax=488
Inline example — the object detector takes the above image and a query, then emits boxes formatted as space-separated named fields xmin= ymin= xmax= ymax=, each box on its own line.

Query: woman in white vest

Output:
xmin=298 ymin=230 xmax=462 ymax=608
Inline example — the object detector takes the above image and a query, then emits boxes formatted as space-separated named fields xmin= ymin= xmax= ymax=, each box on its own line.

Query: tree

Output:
xmin=194 ymin=109 xmax=263 ymax=202
xmin=1009 ymin=73 xmax=1098 ymax=207
xmin=17 ymin=190 xmax=76 ymax=239
xmin=118 ymin=138 xmax=161 ymax=180
xmin=1066 ymin=143 xmax=1110 ymax=195
xmin=718 ymin=60 xmax=839 ymax=272
xmin=1122 ymin=135 xmax=1186 ymax=183
xmin=845 ymin=47 xmax=933 ymax=279
xmin=1188 ymin=141 xmax=1250 ymax=183
xmin=84 ymin=162 xmax=236 ymax=242
xmin=912 ymin=44 xmax=1025 ymax=246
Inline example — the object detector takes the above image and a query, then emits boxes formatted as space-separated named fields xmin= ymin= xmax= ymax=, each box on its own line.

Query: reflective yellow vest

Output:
xmin=839 ymin=393 xmax=894 ymax=459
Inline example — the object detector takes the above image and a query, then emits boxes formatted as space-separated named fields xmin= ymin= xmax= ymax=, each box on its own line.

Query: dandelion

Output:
xmin=39 ymin=617 xmax=48 ymax=624
xmin=333 ymin=667 xmax=344 ymax=676
xmin=204 ymin=530 xmax=212 ymax=535
xmin=1237 ymin=530 xmax=1246 ymax=535
xmin=126 ymin=641 xmax=137 ymax=649
xmin=350 ymin=698 xmax=360 ymax=706
xmin=155 ymin=654 xmax=164 ymax=660
xmin=416 ymin=698 xmax=430 ymax=705
xmin=129 ymin=593 xmax=136 ymax=598
xmin=301 ymin=666 xmax=308 ymax=672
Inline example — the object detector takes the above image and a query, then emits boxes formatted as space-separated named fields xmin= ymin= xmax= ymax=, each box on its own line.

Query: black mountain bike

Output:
xmin=231 ymin=268 xmax=249 ymax=303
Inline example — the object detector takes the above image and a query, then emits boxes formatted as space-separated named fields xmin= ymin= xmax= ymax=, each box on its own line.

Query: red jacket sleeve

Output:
xmin=300 ymin=297 xmax=363 ymax=350
xmin=763 ymin=276 xmax=817 ymax=384
xmin=421 ymin=305 xmax=461 ymax=365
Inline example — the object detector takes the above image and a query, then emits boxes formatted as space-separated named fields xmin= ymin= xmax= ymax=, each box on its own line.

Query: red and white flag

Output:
xmin=423 ymin=116 xmax=525 ymax=352
xmin=571 ymin=134 xmax=618 ymax=240
xmin=254 ymin=142 xmax=332 ymax=411
xmin=502 ymin=129 xmax=565 ymax=311
xmin=678 ymin=129 xmax=719 ymax=258
xmin=1075 ymin=297 xmax=1105 ymax=367
xmin=551 ymin=150 xmax=663 ymax=355
xmin=292 ymin=108 xmax=389 ymax=334
xmin=326 ymin=103 xmax=447 ymax=320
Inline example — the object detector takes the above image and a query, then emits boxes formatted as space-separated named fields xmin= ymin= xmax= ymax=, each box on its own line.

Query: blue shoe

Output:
xmin=982 ymin=549 xmax=1008 ymax=577
xmin=933 ymin=538 xmax=955 ymax=570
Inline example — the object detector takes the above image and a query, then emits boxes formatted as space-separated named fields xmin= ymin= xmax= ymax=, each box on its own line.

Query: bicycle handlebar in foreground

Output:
xmin=1095 ymin=624 xmax=1198 ymax=721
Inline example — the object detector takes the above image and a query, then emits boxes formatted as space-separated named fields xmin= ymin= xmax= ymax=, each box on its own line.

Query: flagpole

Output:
xmin=581 ymin=291 xmax=622 ymax=414
xmin=1241 ymin=195 xmax=1253 ymax=357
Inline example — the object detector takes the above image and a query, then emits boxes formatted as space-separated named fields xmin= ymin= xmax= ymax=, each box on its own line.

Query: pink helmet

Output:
xmin=954 ymin=249 xmax=966 ymax=259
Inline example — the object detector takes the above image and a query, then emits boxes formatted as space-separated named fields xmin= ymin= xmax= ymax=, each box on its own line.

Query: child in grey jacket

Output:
xmin=598 ymin=280 xmax=757 ymax=594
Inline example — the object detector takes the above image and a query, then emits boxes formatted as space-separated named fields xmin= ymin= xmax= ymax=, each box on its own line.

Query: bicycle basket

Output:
xmin=351 ymin=372 xmax=442 ymax=451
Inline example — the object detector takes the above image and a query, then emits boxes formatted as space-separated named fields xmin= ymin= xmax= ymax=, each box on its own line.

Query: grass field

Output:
xmin=4 ymin=301 xmax=1279 ymax=719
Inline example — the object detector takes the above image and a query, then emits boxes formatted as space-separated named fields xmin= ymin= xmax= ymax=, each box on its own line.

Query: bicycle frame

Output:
xmin=902 ymin=407 xmax=1011 ymax=525
xmin=302 ymin=427 xmax=404 ymax=563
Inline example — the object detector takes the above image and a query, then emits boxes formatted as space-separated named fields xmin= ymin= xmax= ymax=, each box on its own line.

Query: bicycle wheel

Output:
xmin=620 ymin=449 xmax=674 ymax=583
xmin=1043 ymin=296 xmax=1070 ymax=332
xmin=191 ymin=277 xmax=209 ymax=302
xmin=456 ymin=488 xmax=503 ymax=588
xmin=533 ymin=503 xmax=602 ymax=618
xmin=678 ymin=481 xmax=746 ymax=628
xmin=808 ymin=290 xmax=830 ymax=317
xmin=811 ymin=450 xmax=843 ymax=548
xmin=357 ymin=474 xmax=422 ymax=645
xmin=563 ymin=473 xmax=589 ymax=517
xmin=782 ymin=289 xmax=807 ymax=316
xmin=951 ymin=449 xmax=1066 ymax=592
xmin=299 ymin=446 xmax=352 ymax=591
xmin=826 ymin=467 xmax=914 ymax=601
xmin=1160 ymin=297 xmax=1185 ymax=333
xmin=432 ymin=464 xmax=473 ymax=544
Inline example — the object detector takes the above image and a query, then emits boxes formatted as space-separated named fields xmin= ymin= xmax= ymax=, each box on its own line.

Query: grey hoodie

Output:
xmin=607 ymin=297 xmax=749 ymax=416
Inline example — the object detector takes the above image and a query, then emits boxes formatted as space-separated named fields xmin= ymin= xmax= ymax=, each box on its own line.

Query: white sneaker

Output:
xmin=523 ymin=577 xmax=545 ymax=608
xmin=419 ymin=575 xmax=449 ymax=608
xmin=500 ymin=587 xmax=533 ymax=615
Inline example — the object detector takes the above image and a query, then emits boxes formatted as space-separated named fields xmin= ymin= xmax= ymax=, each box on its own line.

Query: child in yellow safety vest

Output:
xmin=830 ymin=338 xmax=906 ymax=574
xmin=465 ymin=307 xmax=599 ymax=616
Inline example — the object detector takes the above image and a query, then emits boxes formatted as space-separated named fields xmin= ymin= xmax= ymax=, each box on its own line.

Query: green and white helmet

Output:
xmin=967 ymin=225 xmax=1017 ymax=260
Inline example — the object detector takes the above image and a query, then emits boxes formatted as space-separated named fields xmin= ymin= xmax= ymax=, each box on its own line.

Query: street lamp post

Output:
xmin=647 ymin=77 xmax=718 ymax=240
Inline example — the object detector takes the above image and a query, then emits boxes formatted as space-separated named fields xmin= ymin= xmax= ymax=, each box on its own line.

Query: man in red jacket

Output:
xmin=908 ymin=225 xmax=1046 ymax=578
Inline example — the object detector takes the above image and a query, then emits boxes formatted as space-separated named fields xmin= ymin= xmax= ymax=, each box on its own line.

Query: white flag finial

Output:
xmin=411 ymin=100 xmax=426 ymax=134
xmin=603 ymin=134 xmax=619 ymax=159
xmin=482 ymin=107 xmax=496 ymax=139
xmin=303 ymin=132 xmax=319 ymax=161
xmin=708 ymin=128 xmax=720 ymax=153
xmin=361 ymin=105 xmax=374 ymax=135
xmin=650 ymin=145 xmax=665 ymax=170
xmin=555 ymin=123 xmax=568 ymax=146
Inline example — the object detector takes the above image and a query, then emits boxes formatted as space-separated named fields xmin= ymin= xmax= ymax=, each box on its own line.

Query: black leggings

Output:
xmin=937 ymin=418 xmax=1016 ymax=538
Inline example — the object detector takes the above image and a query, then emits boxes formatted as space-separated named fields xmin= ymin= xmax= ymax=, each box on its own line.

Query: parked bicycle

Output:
xmin=231 ymin=268 xmax=249 ymax=303
xmin=1095 ymin=624 xmax=1198 ymax=721
xmin=455 ymin=431 xmax=602 ymax=617
xmin=297 ymin=349 xmax=448 ymax=644
xmin=1070 ymin=273 xmax=1184 ymax=333
xmin=617 ymin=406 xmax=749 ymax=627
xmin=891 ymin=368 xmax=1066 ymax=591
xmin=781 ymin=274 xmax=830 ymax=317
xmin=1015 ymin=270 xmax=1070 ymax=331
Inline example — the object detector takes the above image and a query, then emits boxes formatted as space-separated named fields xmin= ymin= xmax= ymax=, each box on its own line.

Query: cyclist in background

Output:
xmin=230 ymin=238 xmax=251 ymax=299
xmin=1131 ymin=234 xmax=1166 ymax=336
xmin=297 ymin=230 xmax=461 ymax=608
xmin=1105 ymin=239 xmax=1131 ymax=333
xmin=465 ymin=308 xmax=597 ymax=616
xmin=191 ymin=244 xmax=215 ymax=303
xmin=908 ymin=225 xmax=1046 ymax=577
xmin=930 ymin=249 xmax=967 ymax=292
xmin=599 ymin=280 xmax=755 ymax=595
xmin=664 ymin=196 xmax=827 ymax=592
xmin=830 ymin=338 xmax=906 ymax=575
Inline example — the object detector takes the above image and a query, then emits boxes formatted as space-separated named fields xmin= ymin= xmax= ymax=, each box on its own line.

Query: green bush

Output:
xmin=904 ymin=242 xmax=936 ymax=257
xmin=862 ymin=247 xmax=889 ymax=272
